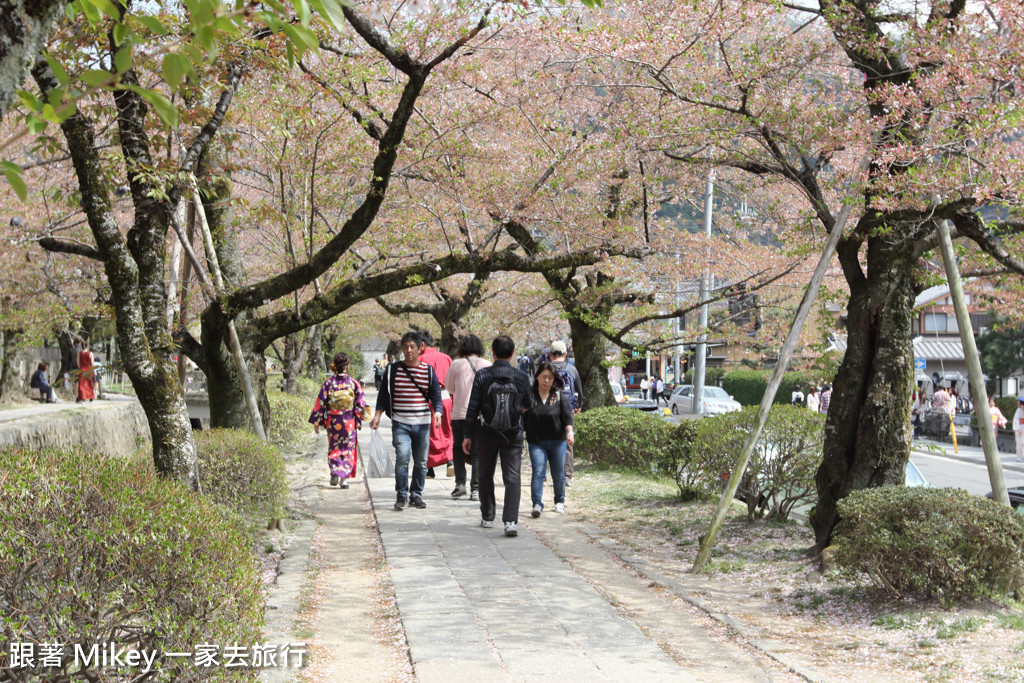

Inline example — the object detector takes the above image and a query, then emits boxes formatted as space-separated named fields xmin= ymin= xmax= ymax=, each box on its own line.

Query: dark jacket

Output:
xmin=463 ymin=360 xmax=533 ymax=440
xmin=525 ymin=389 xmax=573 ymax=443
xmin=30 ymin=369 xmax=49 ymax=389
xmin=550 ymin=358 xmax=582 ymax=409
xmin=374 ymin=361 xmax=443 ymax=419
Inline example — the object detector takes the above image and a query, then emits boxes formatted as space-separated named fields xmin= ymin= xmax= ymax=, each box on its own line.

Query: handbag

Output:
xmin=366 ymin=429 xmax=394 ymax=478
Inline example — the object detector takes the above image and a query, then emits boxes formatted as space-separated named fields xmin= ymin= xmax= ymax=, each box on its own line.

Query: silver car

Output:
xmin=668 ymin=384 xmax=742 ymax=416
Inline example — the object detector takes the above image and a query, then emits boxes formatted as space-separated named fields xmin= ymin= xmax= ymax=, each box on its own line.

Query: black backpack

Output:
xmin=557 ymin=366 xmax=579 ymax=411
xmin=482 ymin=369 xmax=521 ymax=433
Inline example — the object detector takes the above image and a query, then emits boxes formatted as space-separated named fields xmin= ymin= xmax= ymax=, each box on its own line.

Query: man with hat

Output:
xmin=1014 ymin=395 xmax=1024 ymax=463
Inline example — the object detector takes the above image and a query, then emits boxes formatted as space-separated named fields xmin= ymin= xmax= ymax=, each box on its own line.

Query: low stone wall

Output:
xmin=0 ymin=401 xmax=151 ymax=457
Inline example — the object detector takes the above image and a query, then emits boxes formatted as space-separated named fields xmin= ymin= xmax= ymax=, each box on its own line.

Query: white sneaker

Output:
xmin=480 ymin=519 xmax=494 ymax=528
xmin=532 ymin=504 xmax=542 ymax=518
xmin=504 ymin=521 xmax=518 ymax=537
xmin=554 ymin=503 xmax=565 ymax=513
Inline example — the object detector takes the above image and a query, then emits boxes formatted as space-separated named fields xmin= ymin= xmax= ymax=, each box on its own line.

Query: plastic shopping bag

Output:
xmin=366 ymin=429 xmax=394 ymax=478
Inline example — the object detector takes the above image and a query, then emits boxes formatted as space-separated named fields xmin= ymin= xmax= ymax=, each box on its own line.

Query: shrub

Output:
xmin=683 ymin=367 xmax=727 ymax=387
xmin=0 ymin=447 xmax=262 ymax=681
xmin=657 ymin=419 xmax=713 ymax=502
xmin=268 ymin=389 xmax=315 ymax=449
xmin=688 ymin=405 xmax=824 ymax=521
xmin=994 ymin=396 xmax=1018 ymax=425
xmin=194 ymin=429 xmax=288 ymax=532
xmin=834 ymin=486 xmax=1024 ymax=603
xmin=293 ymin=375 xmax=322 ymax=398
xmin=575 ymin=407 xmax=678 ymax=472
xmin=721 ymin=369 xmax=808 ymax=406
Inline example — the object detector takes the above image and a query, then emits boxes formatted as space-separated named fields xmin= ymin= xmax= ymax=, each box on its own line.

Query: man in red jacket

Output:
xmin=418 ymin=332 xmax=454 ymax=477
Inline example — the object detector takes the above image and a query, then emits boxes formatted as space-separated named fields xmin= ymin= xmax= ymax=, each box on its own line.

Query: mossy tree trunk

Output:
xmin=811 ymin=233 xmax=918 ymax=548
xmin=568 ymin=312 xmax=616 ymax=411
xmin=0 ymin=0 xmax=64 ymax=118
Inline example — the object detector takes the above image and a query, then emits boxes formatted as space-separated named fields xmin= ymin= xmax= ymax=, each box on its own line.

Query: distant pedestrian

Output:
xmin=791 ymin=387 xmax=805 ymax=406
xmin=910 ymin=391 xmax=924 ymax=438
xmin=370 ymin=332 xmax=443 ymax=510
xmin=66 ymin=336 xmax=83 ymax=384
xmin=987 ymin=396 xmax=1008 ymax=430
xmin=931 ymin=385 xmax=950 ymax=413
xmin=517 ymin=351 xmax=534 ymax=377
xmin=445 ymin=334 xmax=491 ymax=501
xmin=76 ymin=342 xmax=95 ymax=403
xmin=29 ymin=361 xmax=60 ymax=403
xmin=525 ymin=362 xmax=574 ymax=518
xmin=819 ymin=384 xmax=832 ymax=414
xmin=373 ymin=358 xmax=384 ymax=390
xmin=309 ymin=352 xmax=367 ymax=488
xmin=549 ymin=341 xmax=582 ymax=487
xmin=462 ymin=335 xmax=533 ymax=536
xmin=654 ymin=377 xmax=665 ymax=406
xmin=806 ymin=385 xmax=820 ymax=413
xmin=640 ymin=376 xmax=650 ymax=400
xmin=93 ymin=356 xmax=104 ymax=399
xmin=1014 ymin=396 xmax=1024 ymax=463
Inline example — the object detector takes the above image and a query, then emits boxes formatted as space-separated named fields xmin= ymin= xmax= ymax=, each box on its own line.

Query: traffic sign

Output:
xmin=914 ymin=358 xmax=927 ymax=370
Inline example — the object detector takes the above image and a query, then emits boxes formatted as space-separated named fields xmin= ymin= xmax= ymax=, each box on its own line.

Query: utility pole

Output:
xmin=693 ymin=170 xmax=714 ymax=415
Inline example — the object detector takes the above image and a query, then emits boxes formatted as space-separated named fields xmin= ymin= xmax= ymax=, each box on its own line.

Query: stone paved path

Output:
xmin=366 ymin=470 xmax=696 ymax=682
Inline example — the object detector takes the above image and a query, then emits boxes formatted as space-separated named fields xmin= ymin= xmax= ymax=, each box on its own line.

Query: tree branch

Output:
xmin=38 ymin=237 xmax=102 ymax=260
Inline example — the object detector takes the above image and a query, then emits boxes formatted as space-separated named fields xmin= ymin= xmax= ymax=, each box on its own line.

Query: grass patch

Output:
xmin=872 ymin=613 xmax=921 ymax=630
xmin=935 ymin=616 xmax=984 ymax=639
xmin=998 ymin=612 xmax=1024 ymax=630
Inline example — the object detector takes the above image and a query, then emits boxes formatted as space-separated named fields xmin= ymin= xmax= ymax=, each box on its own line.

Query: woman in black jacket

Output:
xmin=524 ymin=362 xmax=574 ymax=517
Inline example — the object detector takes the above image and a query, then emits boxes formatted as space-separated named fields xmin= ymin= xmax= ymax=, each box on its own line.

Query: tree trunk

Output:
xmin=0 ymin=329 xmax=17 ymax=400
xmin=438 ymin=319 xmax=464 ymax=358
xmin=306 ymin=323 xmax=325 ymax=379
xmin=203 ymin=316 xmax=270 ymax=431
xmin=568 ymin=314 xmax=616 ymax=411
xmin=812 ymin=244 xmax=917 ymax=548
xmin=0 ymin=0 xmax=65 ymax=118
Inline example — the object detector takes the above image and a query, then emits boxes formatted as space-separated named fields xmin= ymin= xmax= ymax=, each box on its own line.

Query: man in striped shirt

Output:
xmin=370 ymin=331 xmax=443 ymax=510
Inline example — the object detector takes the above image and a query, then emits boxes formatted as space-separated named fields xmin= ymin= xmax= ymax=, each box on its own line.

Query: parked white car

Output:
xmin=610 ymin=383 xmax=627 ymax=403
xmin=668 ymin=384 xmax=742 ymax=416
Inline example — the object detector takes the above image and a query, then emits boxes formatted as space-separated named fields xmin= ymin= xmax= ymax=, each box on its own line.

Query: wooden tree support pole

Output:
xmin=168 ymin=189 xmax=266 ymax=441
xmin=935 ymin=217 xmax=1009 ymax=506
xmin=693 ymin=157 xmax=870 ymax=572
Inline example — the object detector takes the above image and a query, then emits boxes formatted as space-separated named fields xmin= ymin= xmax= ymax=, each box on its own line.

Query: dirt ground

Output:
xmin=562 ymin=466 xmax=1024 ymax=683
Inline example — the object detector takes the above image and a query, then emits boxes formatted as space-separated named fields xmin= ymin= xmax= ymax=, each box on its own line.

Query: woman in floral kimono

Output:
xmin=309 ymin=352 xmax=368 ymax=488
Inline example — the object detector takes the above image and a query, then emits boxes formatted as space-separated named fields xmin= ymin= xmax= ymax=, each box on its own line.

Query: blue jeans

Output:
xmin=528 ymin=439 xmax=566 ymax=508
xmin=393 ymin=421 xmax=429 ymax=500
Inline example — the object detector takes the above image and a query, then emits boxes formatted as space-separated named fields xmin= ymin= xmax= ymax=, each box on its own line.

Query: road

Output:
xmin=911 ymin=448 xmax=1024 ymax=495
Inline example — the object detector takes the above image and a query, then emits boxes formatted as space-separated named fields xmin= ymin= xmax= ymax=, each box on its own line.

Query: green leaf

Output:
xmin=260 ymin=0 xmax=289 ymax=14
xmin=194 ymin=24 xmax=217 ymax=53
xmin=134 ymin=15 xmax=168 ymax=35
xmin=309 ymin=0 xmax=348 ymax=31
xmin=112 ymin=21 xmax=130 ymax=46
xmin=113 ymin=46 xmax=133 ymax=73
xmin=17 ymin=90 xmax=43 ymax=112
xmin=141 ymin=90 xmax=179 ymax=128
xmin=2 ymin=163 xmax=28 ymax=201
xmin=161 ymin=53 xmax=191 ymax=90
xmin=40 ymin=104 xmax=63 ymax=124
xmin=281 ymin=23 xmax=318 ymax=55
xmin=27 ymin=117 xmax=48 ymax=134
xmin=291 ymin=0 xmax=311 ymax=25
xmin=80 ymin=69 xmax=113 ymax=87
xmin=45 ymin=54 xmax=70 ymax=87
xmin=87 ymin=0 xmax=122 ymax=20
xmin=76 ymin=0 xmax=102 ymax=24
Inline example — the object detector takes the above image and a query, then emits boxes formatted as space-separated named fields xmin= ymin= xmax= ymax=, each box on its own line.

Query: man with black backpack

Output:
xmin=548 ymin=341 xmax=582 ymax=487
xmin=462 ymin=335 xmax=533 ymax=537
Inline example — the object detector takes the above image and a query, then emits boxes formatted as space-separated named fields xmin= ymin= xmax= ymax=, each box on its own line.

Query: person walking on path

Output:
xmin=987 ymin=395 xmax=1008 ymax=430
xmin=819 ymin=383 xmax=832 ymax=414
xmin=549 ymin=341 xmax=582 ymax=486
xmin=462 ymin=335 xmax=533 ymax=537
xmin=806 ymin=385 xmax=820 ymax=413
xmin=525 ymin=362 xmax=574 ymax=518
xmin=1014 ymin=396 xmax=1024 ymax=463
xmin=931 ymin=384 xmax=950 ymax=414
xmin=445 ymin=334 xmax=491 ymax=501
xmin=373 ymin=358 xmax=384 ymax=390
xmin=76 ymin=342 xmax=95 ymax=402
xmin=640 ymin=376 xmax=650 ymax=401
xmin=309 ymin=352 xmax=368 ymax=488
xmin=418 ymin=332 xmax=454 ymax=478
xmin=29 ymin=361 xmax=61 ymax=403
xmin=370 ymin=332 xmax=443 ymax=510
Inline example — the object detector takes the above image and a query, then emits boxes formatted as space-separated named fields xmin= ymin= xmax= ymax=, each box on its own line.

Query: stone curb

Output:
xmin=569 ymin=520 xmax=826 ymax=683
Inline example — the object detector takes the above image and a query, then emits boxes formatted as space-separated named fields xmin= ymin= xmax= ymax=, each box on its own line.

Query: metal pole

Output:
xmin=693 ymin=170 xmax=714 ymax=415
xmin=693 ymin=154 xmax=870 ymax=572
xmin=935 ymin=217 xmax=1009 ymax=506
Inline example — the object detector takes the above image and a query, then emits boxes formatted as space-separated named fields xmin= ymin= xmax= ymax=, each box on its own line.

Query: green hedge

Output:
xmin=268 ymin=389 xmax=315 ymax=449
xmin=682 ymin=367 xmax=727 ymax=387
xmin=834 ymin=486 xmax=1024 ymax=604
xmin=0 ymin=447 xmax=262 ymax=681
xmin=994 ymin=396 xmax=1018 ymax=424
xmin=721 ymin=369 xmax=808 ymax=406
xmin=195 ymin=429 xmax=288 ymax=533
xmin=574 ymin=407 xmax=679 ymax=472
